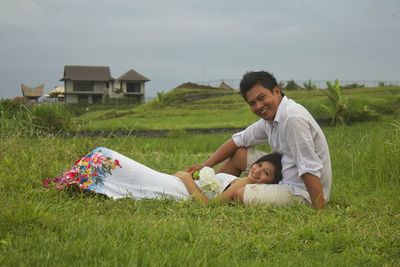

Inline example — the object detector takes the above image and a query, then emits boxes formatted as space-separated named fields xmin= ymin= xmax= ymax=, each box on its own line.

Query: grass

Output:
xmin=71 ymin=86 xmax=400 ymax=131
xmin=1 ymin=116 xmax=399 ymax=266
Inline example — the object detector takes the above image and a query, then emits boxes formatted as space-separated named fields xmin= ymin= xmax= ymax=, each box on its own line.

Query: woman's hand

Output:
xmin=174 ymin=170 xmax=209 ymax=205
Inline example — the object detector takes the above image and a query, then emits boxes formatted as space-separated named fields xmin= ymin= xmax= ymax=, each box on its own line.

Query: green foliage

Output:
xmin=322 ymin=80 xmax=349 ymax=125
xmin=150 ymin=91 xmax=167 ymax=108
xmin=341 ymin=83 xmax=365 ymax=89
xmin=284 ymin=80 xmax=302 ymax=90
xmin=31 ymin=104 xmax=72 ymax=132
xmin=303 ymin=79 xmax=318 ymax=90
xmin=113 ymin=88 xmax=123 ymax=95
xmin=0 ymin=98 xmax=30 ymax=119
xmin=344 ymin=99 xmax=380 ymax=123
xmin=0 ymin=99 xmax=35 ymax=136
xmin=2 ymin=86 xmax=400 ymax=135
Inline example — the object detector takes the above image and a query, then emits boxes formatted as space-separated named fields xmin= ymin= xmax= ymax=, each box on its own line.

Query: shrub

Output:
xmin=0 ymin=98 xmax=30 ymax=119
xmin=284 ymin=80 xmax=303 ymax=90
xmin=150 ymin=91 xmax=167 ymax=108
xmin=322 ymin=80 xmax=348 ymax=125
xmin=31 ymin=104 xmax=71 ymax=132
xmin=345 ymin=104 xmax=379 ymax=123
xmin=341 ymin=83 xmax=365 ymax=89
xmin=303 ymin=79 xmax=318 ymax=90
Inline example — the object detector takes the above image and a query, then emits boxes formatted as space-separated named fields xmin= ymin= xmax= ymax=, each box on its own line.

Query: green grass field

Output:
xmin=71 ymin=86 xmax=400 ymax=131
xmin=1 ymin=115 xmax=399 ymax=266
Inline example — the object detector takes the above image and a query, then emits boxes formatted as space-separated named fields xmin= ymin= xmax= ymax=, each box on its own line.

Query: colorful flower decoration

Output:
xmin=43 ymin=148 xmax=122 ymax=191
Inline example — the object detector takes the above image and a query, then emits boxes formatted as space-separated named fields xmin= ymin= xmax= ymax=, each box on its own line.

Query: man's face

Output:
xmin=245 ymin=84 xmax=282 ymax=122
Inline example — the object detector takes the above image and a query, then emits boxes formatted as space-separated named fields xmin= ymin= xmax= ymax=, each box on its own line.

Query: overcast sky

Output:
xmin=0 ymin=0 xmax=399 ymax=99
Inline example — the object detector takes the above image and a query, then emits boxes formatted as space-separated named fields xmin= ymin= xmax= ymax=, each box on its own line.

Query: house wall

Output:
xmin=64 ymin=80 xmax=76 ymax=104
xmin=93 ymin=81 xmax=108 ymax=93
xmin=109 ymin=80 xmax=122 ymax=98
xmin=65 ymin=94 xmax=78 ymax=104
xmin=64 ymin=80 xmax=108 ymax=104
xmin=64 ymin=80 xmax=73 ymax=94
xmin=63 ymin=78 xmax=146 ymax=104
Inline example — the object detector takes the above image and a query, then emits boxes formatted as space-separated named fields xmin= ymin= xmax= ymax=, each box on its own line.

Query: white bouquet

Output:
xmin=198 ymin=167 xmax=221 ymax=199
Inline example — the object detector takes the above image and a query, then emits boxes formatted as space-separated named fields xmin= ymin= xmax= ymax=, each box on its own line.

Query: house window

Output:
xmin=73 ymin=82 xmax=93 ymax=92
xmin=78 ymin=95 xmax=88 ymax=104
xmin=127 ymin=82 xmax=141 ymax=93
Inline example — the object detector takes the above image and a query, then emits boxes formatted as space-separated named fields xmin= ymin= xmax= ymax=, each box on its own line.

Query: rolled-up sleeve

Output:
xmin=285 ymin=116 xmax=323 ymax=178
xmin=232 ymin=119 xmax=269 ymax=147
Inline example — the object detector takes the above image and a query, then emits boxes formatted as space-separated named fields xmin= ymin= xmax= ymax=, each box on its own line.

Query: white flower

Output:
xmin=199 ymin=167 xmax=215 ymax=182
xmin=199 ymin=167 xmax=221 ymax=197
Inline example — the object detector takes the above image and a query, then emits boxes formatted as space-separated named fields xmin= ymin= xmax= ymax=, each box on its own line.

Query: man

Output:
xmin=187 ymin=71 xmax=331 ymax=209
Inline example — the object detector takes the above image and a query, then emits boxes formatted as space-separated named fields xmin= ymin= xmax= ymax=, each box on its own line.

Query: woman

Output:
xmin=44 ymin=147 xmax=282 ymax=204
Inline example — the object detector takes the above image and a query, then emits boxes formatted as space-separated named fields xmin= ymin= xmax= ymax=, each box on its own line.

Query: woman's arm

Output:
xmin=217 ymin=177 xmax=252 ymax=203
xmin=175 ymin=171 xmax=253 ymax=205
xmin=174 ymin=171 xmax=209 ymax=204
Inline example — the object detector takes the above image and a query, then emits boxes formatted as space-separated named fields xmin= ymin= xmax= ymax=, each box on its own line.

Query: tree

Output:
xmin=284 ymin=80 xmax=303 ymax=90
xmin=322 ymin=80 xmax=348 ymax=125
xmin=303 ymin=79 xmax=318 ymax=90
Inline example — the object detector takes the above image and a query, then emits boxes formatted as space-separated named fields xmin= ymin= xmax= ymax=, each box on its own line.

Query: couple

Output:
xmin=46 ymin=71 xmax=331 ymax=209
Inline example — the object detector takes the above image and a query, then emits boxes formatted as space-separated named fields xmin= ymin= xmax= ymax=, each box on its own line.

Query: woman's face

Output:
xmin=248 ymin=161 xmax=276 ymax=184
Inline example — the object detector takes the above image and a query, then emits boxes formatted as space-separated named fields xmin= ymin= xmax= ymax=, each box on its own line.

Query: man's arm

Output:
xmin=186 ymin=138 xmax=238 ymax=173
xmin=285 ymin=116 xmax=326 ymax=209
xmin=302 ymin=173 xmax=325 ymax=209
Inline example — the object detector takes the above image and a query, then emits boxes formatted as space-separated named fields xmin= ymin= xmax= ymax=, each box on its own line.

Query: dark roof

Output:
xmin=118 ymin=69 xmax=150 ymax=82
xmin=61 ymin=65 xmax=113 ymax=81
xmin=21 ymin=84 xmax=44 ymax=97
xmin=175 ymin=82 xmax=216 ymax=90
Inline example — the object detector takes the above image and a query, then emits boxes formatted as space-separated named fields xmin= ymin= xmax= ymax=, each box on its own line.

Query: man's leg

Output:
xmin=217 ymin=147 xmax=248 ymax=176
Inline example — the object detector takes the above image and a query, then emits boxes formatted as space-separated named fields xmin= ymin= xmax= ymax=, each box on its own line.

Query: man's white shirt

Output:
xmin=232 ymin=96 xmax=332 ymax=203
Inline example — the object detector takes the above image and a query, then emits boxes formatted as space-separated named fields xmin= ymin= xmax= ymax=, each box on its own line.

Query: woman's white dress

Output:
xmin=46 ymin=147 xmax=237 ymax=200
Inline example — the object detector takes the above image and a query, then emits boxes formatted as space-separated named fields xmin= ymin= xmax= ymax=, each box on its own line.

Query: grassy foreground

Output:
xmin=1 ymin=118 xmax=399 ymax=266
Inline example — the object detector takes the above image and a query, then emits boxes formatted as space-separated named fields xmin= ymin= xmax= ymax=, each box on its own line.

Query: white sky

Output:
xmin=0 ymin=0 xmax=399 ymax=98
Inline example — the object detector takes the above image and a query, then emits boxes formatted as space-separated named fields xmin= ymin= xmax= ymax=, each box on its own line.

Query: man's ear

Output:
xmin=273 ymin=86 xmax=281 ymax=95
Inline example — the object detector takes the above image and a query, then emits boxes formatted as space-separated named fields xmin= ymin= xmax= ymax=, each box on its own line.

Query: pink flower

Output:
xmin=114 ymin=159 xmax=121 ymax=167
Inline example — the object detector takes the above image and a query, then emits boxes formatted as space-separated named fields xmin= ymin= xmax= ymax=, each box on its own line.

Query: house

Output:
xmin=60 ymin=65 xmax=150 ymax=104
xmin=112 ymin=69 xmax=150 ymax=103
xmin=21 ymin=84 xmax=44 ymax=102
xmin=61 ymin=65 xmax=114 ymax=104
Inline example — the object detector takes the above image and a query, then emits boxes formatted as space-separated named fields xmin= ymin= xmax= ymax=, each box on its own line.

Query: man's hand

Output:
xmin=185 ymin=163 xmax=206 ymax=174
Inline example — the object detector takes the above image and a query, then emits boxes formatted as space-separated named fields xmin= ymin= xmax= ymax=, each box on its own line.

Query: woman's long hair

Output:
xmin=251 ymin=152 xmax=283 ymax=184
